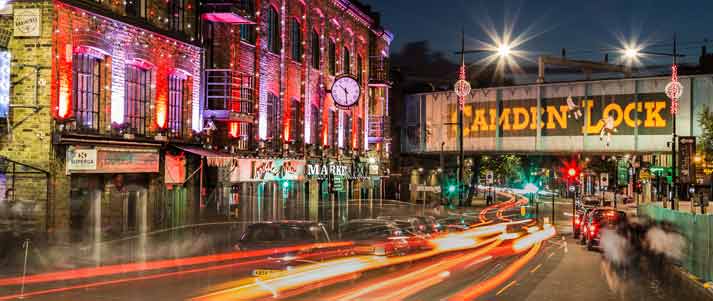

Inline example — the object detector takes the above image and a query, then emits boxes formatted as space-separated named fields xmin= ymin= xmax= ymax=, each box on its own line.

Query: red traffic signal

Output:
xmin=561 ymin=160 xmax=580 ymax=182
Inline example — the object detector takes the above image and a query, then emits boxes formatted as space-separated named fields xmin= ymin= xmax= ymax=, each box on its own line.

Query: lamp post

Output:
xmin=623 ymin=35 xmax=685 ymax=209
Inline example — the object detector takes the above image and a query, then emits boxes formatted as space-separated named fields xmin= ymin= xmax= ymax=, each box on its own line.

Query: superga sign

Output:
xmin=447 ymin=93 xmax=671 ymax=137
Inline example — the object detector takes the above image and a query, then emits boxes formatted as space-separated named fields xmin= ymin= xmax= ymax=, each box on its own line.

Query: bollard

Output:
xmin=19 ymin=238 xmax=30 ymax=299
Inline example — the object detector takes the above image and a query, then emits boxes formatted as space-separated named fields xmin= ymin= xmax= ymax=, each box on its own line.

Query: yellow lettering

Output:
xmin=584 ymin=99 xmax=602 ymax=134
xmin=463 ymin=104 xmax=472 ymax=136
xmin=511 ymin=107 xmax=530 ymax=130
xmin=488 ymin=108 xmax=497 ymax=131
xmin=498 ymin=108 xmax=512 ymax=130
xmin=473 ymin=108 xmax=489 ymax=133
xmin=546 ymin=105 xmax=568 ymax=129
xmin=644 ymin=101 xmax=667 ymax=128
xmin=623 ymin=102 xmax=642 ymax=127
xmin=530 ymin=107 xmax=538 ymax=130
xmin=602 ymin=103 xmax=624 ymax=128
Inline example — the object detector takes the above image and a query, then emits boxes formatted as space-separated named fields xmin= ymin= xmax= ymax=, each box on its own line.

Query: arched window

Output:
xmin=290 ymin=18 xmax=302 ymax=61
xmin=328 ymin=39 xmax=336 ymax=75
xmin=168 ymin=73 xmax=189 ymax=138
xmin=266 ymin=92 xmax=281 ymax=139
xmin=124 ymin=63 xmax=153 ymax=136
xmin=289 ymin=98 xmax=299 ymax=141
xmin=311 ymin=29 xmax=320 ymax=69
xmin=343 ymin=47 xmax=350 ymax=75
xmin=72 ymin=52 xmax=107 ymax=133
xmin=267 ymin=6 xmax=281 ymax=53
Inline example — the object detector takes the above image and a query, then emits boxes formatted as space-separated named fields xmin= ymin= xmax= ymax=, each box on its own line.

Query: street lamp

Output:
xmin=620 ymin=37 xmax=685 ymax=210
xmin=452 ymin=30 xmax=514 ymax=208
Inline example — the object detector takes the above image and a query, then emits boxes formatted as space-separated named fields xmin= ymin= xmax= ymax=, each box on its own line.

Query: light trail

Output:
xmin=0 ymin=241 xmax=354 ymax=287
xmin=192 ymin=227 xmax=509 ymax=301
xmin=448 ymin=226 xmax=556 ymax=301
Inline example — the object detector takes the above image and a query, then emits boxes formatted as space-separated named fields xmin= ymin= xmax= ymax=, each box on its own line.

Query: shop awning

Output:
xmin=175 ymin=146 xmax=238 ymax=167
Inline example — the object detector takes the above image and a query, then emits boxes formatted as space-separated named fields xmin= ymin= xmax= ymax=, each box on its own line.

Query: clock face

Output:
xmin=330 ymin=76 xmax=361 ymax=108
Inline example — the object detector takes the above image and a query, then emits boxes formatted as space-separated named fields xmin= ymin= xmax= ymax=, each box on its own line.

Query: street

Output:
xmin=0 ymin=193 xmax=690 ymax=301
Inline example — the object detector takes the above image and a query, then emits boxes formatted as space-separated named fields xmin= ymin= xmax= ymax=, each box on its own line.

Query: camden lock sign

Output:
xmin=306 ymin=162 xmax=368 ymax=180
xmin=13 ymin=8 xmax=41 ymax=37
xmin=447 ymin=93 xmax=671 ymax=138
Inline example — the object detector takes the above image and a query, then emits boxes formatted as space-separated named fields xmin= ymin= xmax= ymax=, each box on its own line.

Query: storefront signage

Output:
xmin=13 ymin=8 xmax=41 ymax=37
xmin=66 ymin=147 xmax=97 ymax=171
xmin=67 ymin=147 xmax=159 ymax=174
xmin=306 ymin=162 xmax=369 ymax=179
xmin=229 ymin=159 xmax=305 ymax=182
xmin=678 ymin=136 xmax=696 ymax=184
xmin=447 ymin=93 xmax=671 ymax=138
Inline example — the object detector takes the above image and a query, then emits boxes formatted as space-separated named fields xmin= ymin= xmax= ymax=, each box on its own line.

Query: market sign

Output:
xmin=66 ymin=147 xmax=159 ymax=174
xmin=306 ymin=162 xmax=368 ymax=180
xmin=230 ymin=159 xmax=305 ymax=182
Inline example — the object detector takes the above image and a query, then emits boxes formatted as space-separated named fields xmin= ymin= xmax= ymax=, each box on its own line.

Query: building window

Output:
xmin=168 ymin=75 xmax=188 ymax=138
xmin=357 ymin=55 xmax=363 ymax=83
xmin=310 ymin=103 xmax=320 ymax=144
xmin=343 ymin=47 xmax=350 ymax=75
xmin=267 ymin=6 xmax=280 ymax=54
xmin=356 ymin=117 xmax=362 ymax=151
xmin=266 ymin=92 xmax=281 ymax=140
xmin=344 ymin=113 xmax=352 ymax=150
xmin=240 ymin=0 xmax=256 ymax=44
xmin=328 ymin=39 xmax=336 ymax=76
xmin=124 ymin=64 xmax=152 ymax=136
xmin=328 ymin=110 xmax=338 ymax=147
xmin=290 ymin=18 xmax=302 ymax=62
xmin=311 ymin=30 xmax=320 ymax=69
xmin=168 ymin=0 xmax=186 ymax=32
xmin=125 ymin=0 xmax=147 ymax=18
xmin=72 ymin=53 xmax=105 ymax=132
xmin=289 ymin=98 xmax=300 ymax=141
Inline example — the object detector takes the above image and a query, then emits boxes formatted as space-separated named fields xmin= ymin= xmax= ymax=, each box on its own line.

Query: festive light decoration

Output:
xmin=229 ymin=122 xmax=239 ymax=138
xmin=665 ymin=64 xmax=683 ymax=115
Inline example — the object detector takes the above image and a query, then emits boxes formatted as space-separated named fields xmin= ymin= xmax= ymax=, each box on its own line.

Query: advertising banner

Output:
xmin=230 ymin=159 xmax=305 ymax=182
xmin=66 ymin=147 xmax=159 ymax=174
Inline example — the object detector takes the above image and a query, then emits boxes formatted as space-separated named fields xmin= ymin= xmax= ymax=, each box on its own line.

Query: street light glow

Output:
xmin=623 ymin=47 xmax=639 ymax=59
xmin=497 ymin=43 xmax=512 ymax=58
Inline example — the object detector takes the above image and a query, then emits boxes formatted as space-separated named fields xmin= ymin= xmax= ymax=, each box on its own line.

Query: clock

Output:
xmin=330 ymin=75 xmax=361 ymax=108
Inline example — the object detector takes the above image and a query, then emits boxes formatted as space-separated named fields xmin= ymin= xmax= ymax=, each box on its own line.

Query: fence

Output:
xmin=638 ymin=204 xmax=713 ymax=282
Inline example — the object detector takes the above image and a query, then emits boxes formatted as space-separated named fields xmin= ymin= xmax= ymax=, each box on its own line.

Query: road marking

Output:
xmin=530 ymin=264 xmax=542 ymax=274
xmin=496 ymin=280 xmax=517 ymax=296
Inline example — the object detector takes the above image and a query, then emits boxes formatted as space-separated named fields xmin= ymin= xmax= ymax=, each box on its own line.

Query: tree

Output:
xmin=480 ymin=154 xmax=522 ymax=185
xmin=698 ymin=105 xmax=713 ymax=157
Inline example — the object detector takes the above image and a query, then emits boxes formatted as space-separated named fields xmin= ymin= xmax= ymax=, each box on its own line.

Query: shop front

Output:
xmin=305 ymin=160 xmax=370 ymax=231
xmin=225 ymin=158 xmax=306 ymax=223
xmin=65 ymin=146 xmax=159 ymax=243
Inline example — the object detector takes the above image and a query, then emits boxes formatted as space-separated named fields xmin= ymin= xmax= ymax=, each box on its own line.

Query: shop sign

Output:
xmin=13 ymin=8 xmax=41 ymax=37
xmin=67 ymin=147 xmax=159 ymax=174
xmin=230 ymin=159 xmax=305 ymax=182
xmin=368 ymin=164 xmax=379 ymax=176
xmin=165 ymin=154 xmax=186 ymax=184
xmin=306 ymin=162 xmax=368 ymax=180
xmin=66 ymin=147 xmax=97 ymax=172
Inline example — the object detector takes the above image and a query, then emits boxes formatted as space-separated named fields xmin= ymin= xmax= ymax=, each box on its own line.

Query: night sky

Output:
xmin=362 ymin=0 xmax=713 ymax=66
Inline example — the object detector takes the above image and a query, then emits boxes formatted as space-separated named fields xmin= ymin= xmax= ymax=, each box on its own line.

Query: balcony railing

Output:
xmin=368 ymin=115 xmax=391 ymax=142
xmin=202 ymin=0 xmax=256 ymax=24
xmin=369 ymin=56 xmax=390 ymax=85
xmin=205 ymin=69 xmax=255 ymax=123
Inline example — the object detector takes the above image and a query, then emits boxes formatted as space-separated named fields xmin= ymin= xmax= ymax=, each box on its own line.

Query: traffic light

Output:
xmin=448 ymin=184 xmax=457 ymax=193
xmin=561 ymin=159 xmax=581 ymax=183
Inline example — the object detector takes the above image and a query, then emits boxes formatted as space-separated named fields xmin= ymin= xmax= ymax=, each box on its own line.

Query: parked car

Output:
xmin=340 ymin=219 xmax=429 ymax=256
xmin=581 ymin=208 xmax=627 ymax=250
xmin=376 ymin=216 xmax=433 ymax=235
xmin=234 ymin=221 xmax=332 ymax=259
xmin=573 ymin=206 xmax=596 ymax=239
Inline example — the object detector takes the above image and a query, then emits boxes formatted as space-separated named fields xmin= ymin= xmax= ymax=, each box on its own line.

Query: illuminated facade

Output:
xmin=199 ymin=0 xmax=392 ymax=228
xmin=0 ymin=0 xmax=202 ymax=244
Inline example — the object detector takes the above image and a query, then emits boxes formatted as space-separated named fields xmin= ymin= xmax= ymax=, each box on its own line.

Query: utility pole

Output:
xmin=458 ymin=29 xmax=466 ymax=207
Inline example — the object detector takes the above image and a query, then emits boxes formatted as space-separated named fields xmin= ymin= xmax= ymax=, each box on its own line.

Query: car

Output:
xmin=436 ymin=216 xmax=479 ymax=232
xmin=339 ymin=219 xmax=430 ymax=256
xmin=234 ymin=221 xmax=332 ymax=259
xmin=376 ymin=215 xmax=434 ymax=235
xmin=573 ymin=207 xmax=596 ymax=239
xmin=581 ymin=208 xmax=627 ymax=250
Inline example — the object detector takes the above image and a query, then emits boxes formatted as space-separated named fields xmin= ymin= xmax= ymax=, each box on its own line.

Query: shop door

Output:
xmin=168 ymin=187 xmax=187 ymax=228
xmin=70 ymin=176 xmax=102 ymax=243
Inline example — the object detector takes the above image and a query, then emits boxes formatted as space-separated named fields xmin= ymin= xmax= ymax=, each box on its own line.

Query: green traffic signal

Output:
xmin=448 ymin=185 xmax=456 ymax=193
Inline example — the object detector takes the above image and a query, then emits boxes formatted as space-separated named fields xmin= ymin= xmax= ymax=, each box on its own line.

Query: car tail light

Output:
xmin=574 ymin=217 xmax=580 ymax=225
xmin=589 ymin=224 xmax=598 ymax=235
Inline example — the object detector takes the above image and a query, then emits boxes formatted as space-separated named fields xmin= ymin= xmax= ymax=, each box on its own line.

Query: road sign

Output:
xmin=679 ymin=136 xmax=696 ymax=184
xmin=486 ymin=171 xmax=494 ymax=184
xmin=600 ymin=173 xmax=609 ymax=189
xmin=333 ymin=178 xmax=345 ymax=192
xmin=416 ymin=185 xmax=441 ymax=193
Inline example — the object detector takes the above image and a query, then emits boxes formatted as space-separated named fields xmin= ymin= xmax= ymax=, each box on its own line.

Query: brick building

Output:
xmin=198 ymin=0 xmax=392 ymax=230
xmin=0 ymin=0 xmax=202 ymax=245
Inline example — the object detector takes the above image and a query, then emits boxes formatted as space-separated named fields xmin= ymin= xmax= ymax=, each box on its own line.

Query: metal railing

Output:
xmin=368 ymin=56 xmax=390 ymax=84
xmin=205 ymin=69 xmax=255 ymax=116
xmin=202 ymin=0 xmax=256 ymax=22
